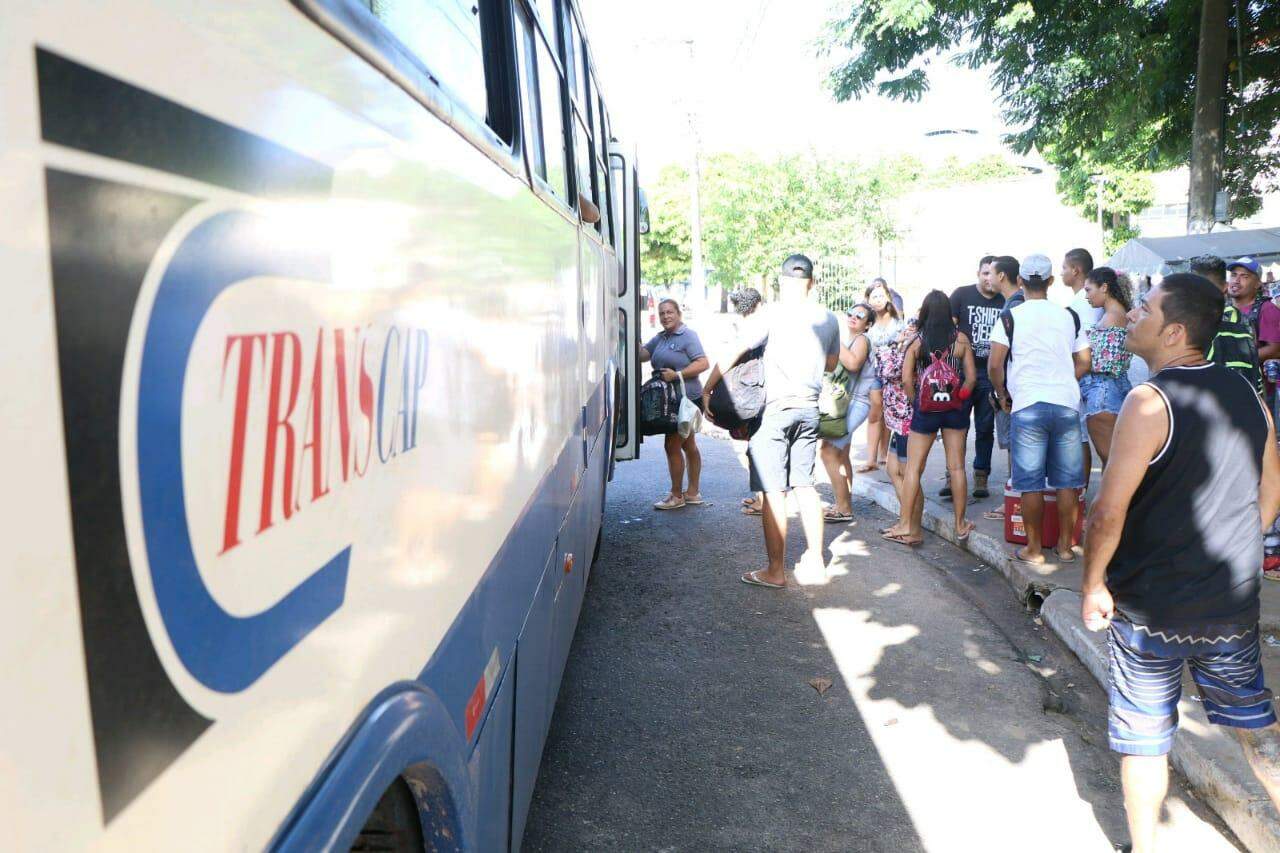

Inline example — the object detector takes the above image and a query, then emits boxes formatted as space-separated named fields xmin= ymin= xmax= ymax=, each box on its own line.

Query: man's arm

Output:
xmin=958 ymin=333 xmax=977 ymax=393
xmin=703 ymin=315 xmax=767 ymax=402
xmin=1073 ymin=347 xmax=1092 ymax=380
xmin=988 ymin=342 xmax=1010 ymax=410
xmin=901 ymin=340 xmax=919 ymax=402
xmin=1081 ymin=385 xmax=1169 ymax=629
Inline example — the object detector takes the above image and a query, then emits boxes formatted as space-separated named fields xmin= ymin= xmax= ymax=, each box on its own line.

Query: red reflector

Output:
xmin=464 ymin=678 xmax=485 ymax=739
xmin=564 ymin=553 xmax=575 ymax=574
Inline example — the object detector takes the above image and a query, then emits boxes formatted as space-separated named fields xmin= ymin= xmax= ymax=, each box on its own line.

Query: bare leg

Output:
xmin=861 ymin=390 xmax=884 ymax=471
xmin=682 ymin=432 xmax=702 ymax=498
xmin=793 ymin=485 xmax=826 ymax=568
xmin=1019 ymin=492 xmax=1045 ymax=561
xmin=821 ymin=442 xmax=853 ymax=515
xmin=1235 ymin=724 xmax=1280 ymax=813
xmin=1120 ymin=754 xmax=1168 ymax=853
xmin=898 ymin=431 xmax=936 ymax=541
xmin=663 ymin=432 xmax=685 ymax=498
xmin=1082 ymin=439 xmax=1093 ymax=490
xmin=941 ymin=428 xmax=972 ymax=536
xmin=1087 ymin=412 xmax=1117 ymax=468
xmin=1056 ymin=487 xmax=1079 ymax=559
xmin=759 ymin=491 xmax=789 ymax=585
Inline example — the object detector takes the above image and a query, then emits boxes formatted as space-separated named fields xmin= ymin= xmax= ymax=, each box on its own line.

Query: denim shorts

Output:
xmin=747 ymin=407 xmax=820 ymax=493
xmin=869 ymin=376 xmax=884 ymax=392
xmin=910 ymin=402 xmax=971 ymax=435
xmin=1010 ymin=402 xmax=1084 ymax=492
xmin=1079 ymin=374 xmax=1131 ymax=418
xmin=995 ymin=407 xmax=1011 ymax=451
xmin=890 ymin=430 xmax=909 ymax=462
xmin=826 ymin=397 xmax=872 ymax=450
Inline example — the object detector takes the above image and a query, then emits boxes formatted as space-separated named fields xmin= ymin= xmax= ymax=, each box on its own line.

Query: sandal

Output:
xmin=741 ymin=570 xmax=785 ymax=589
xmin=653 ymin=495 xmax=686 ymax=511
xmin=956 ymin=520 xmax=975 ymax=542
xmin=823 ymin=509 xmax=854 ymax=524
xmin=983 ymin=508 xmax=1005 ymax=521
xmin=881 ymin=532 xmax=922 ymax=547
xmin=683 ymin=493 xmax=704 ymax=505
xmin=742 ymin=505 xmax=762 ymax=516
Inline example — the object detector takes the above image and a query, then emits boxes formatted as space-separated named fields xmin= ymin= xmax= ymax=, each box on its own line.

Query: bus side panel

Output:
xmin=510 ymin=545 xmax=559 ymax=848
xmin=471 ymin=663 xmax=514 ymax=853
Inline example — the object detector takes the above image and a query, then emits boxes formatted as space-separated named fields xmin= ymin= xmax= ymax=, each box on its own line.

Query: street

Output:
xmin=523 ymin=436 xmax=1240 ymax=852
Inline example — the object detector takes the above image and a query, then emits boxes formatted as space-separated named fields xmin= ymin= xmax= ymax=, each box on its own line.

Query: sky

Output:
xmin=578 ymin=0 xmax=1020 ymax=181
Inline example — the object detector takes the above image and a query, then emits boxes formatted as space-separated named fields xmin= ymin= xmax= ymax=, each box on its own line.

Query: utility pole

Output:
xmin=683 ymin=39 xmax=707 ymax=303
xmin=1188 ymin=0 xmax=1230 ymax=234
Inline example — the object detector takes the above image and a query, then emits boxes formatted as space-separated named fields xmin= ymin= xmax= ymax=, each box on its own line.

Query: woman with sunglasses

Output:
xmin=820 ymin=304 xmax=878 ymax=522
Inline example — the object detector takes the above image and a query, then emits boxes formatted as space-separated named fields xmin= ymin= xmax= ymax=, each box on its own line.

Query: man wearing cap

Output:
xmin=988 ymin=253 xmax=1092 ymax=565
xmin=1230 ymin=257 xmax=1280 ymax=405
xmin=703 ymin=254 xmax=840 ymax=589
xmin=1195 ymin=255 xmax=1264 ymax=395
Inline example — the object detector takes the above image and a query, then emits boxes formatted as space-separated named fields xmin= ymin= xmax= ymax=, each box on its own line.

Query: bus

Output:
xmin=0 ymin=0 xmax=645 ymax=849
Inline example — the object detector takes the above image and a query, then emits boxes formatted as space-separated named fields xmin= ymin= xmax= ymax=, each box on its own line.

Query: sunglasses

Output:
xmin=848 ymin=312 xmax=869 ymax=321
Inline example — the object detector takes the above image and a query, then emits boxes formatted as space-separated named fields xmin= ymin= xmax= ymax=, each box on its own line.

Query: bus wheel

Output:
xmin=350 ymin=777 xmax=424 ymax=852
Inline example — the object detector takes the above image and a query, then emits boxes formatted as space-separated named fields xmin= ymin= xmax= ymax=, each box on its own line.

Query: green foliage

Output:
xmin=822 ymin=0 xmax=1280 ymax=226
xmin=641 ymin=152 xmax=1027 ymax=287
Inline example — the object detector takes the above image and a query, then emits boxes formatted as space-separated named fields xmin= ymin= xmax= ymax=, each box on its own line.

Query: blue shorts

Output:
xmin=826 ymin=397 xmax=872 ymax=450
xmin=1108 ymin=619 xmax=1276 ymax=756
xmin=747 ymin=407 xmax=819 ymax=493
xmin=1079 ymin=374 xmax=1131 ymax=418
xmin=890 ymin=430 xmax=909 ymax=461
xmin=910 ymin=403 xmax=971 ymax=435
xmin=1010 ymin=402 xmax=1084 ymax=492
xmin=869 ymin=376 xmax=884 ymax=392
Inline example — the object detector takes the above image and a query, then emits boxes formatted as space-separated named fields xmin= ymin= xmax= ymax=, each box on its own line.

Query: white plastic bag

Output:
xmin=677 ymin=375 xmax=702 ymax=439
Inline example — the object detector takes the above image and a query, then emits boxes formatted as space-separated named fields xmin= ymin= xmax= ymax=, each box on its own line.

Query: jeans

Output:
xmin=1010 ymin=402 xmax=1085 ymax=492
xmin=971 ymin=372 xmax=995 ymax=474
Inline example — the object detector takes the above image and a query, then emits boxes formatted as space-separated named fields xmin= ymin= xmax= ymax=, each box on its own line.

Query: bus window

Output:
xmin=530 ymin=0 xmax=556 ymax=42
xmin=572 ymin=111 xmax=592 ymax=220
xmin=594 ymin=156 xmax=609 ymax=239
xmin=571 ymin=17 xmax=589 ymax=107
xmin=610 ymin=157 xmax=627 ymax=268
xmin=514 ymin=6 xmax=546 ymax=179
xmin=368 ymin=0 xmax=487 ymax=122
xmin=535 ymin=33 xmax=570 ymax=200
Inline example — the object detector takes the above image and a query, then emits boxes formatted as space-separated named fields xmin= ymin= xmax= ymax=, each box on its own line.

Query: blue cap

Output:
xmin=1228 ymin=257 xmax=1262 ymax=276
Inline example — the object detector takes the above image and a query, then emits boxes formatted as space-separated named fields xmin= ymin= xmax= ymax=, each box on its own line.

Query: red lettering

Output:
xmin=297 ymin=328 xmax=329 ymax=507
xmin=354 ymin=330 xmax=375 ymax=478
xmin=258 ymin=331 xmax=302 ymax=533
xmin=331 ymin=328 xmax=354 ymax=483
xmin=219 ymin=334 xmax=266 ymax=554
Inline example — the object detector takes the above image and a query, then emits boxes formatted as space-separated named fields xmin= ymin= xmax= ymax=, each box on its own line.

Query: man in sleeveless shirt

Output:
xmin=1082 ymin=274 xmax=1280 ymax=852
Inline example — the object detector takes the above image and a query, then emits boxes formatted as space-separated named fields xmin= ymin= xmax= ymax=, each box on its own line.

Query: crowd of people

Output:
xmin=641 ymin=248 xmax=1280 ymax=853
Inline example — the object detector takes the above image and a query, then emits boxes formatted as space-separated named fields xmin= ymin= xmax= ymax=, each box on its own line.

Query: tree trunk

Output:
xmin=1188 ymin=0 xmax=1229 ymax=234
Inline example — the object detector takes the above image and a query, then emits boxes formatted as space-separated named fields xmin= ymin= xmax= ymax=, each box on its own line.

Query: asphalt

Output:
xmin=522 ymin=436 xmax=1239 ymax=852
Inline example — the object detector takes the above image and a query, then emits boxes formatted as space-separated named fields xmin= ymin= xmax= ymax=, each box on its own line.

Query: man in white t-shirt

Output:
xmin=1062 ymin=248 xmax=1104 ymax=484
xmin=989 ymin=253 xmax=1093 ymax=565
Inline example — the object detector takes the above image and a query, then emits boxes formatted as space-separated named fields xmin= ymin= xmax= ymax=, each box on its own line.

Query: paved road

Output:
xmin=523 ymin=437 xmax=1239 ymax=852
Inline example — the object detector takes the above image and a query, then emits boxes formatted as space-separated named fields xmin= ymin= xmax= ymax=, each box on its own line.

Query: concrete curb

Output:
xmin=851 ymin=475 xmax=1280 ymax=852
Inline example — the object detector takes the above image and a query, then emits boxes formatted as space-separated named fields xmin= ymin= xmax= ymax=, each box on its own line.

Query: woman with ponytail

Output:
xmin=1080 ymin=267 xmax=1134 ymax=466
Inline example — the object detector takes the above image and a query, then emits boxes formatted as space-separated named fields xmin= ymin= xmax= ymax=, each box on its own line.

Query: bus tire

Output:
xmin=350 ymin=777 xmax=424 ymax=852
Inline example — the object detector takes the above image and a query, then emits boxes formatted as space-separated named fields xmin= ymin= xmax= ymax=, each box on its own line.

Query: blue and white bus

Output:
xmin=0 ymin=0 xmax=645 ymax=848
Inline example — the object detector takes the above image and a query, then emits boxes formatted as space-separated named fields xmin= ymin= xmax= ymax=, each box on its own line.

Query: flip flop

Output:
xmin=824 ymin=510 xmax=854 ymax=524
xmin=741 ymin=570 xmax=784 ymax=590
xmin=741 ymin=505 xmax=762 ymax=516
xmin=983 ymin=508 xmax=1005 ymax=521
xmin=741 ymin=497 xmax=756 ymax=507
xmin=956 ymin=522 xmax=975 ymax=542
xmin=1056 ymin=550 xmax=1077 ymax=563
xmin=1012 ymin=552 xmax=1046 ymax=566
xmin=882 ymin=532 xmax=922 ymax=547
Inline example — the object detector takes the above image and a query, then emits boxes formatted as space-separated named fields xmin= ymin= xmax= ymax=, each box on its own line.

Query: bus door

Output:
xmin=608 ymin=148 xmax=646 ymax=462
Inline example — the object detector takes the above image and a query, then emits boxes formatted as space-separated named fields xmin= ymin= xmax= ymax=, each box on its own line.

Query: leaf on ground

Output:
xmin=1026 ymin=653 xmax=1044 ymax=663
xmin=808 ymin=677 xmax=833 ymax=695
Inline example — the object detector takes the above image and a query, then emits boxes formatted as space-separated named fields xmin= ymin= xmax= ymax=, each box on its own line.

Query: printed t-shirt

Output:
xmin=737 ymin=301 xmax=840 ymax=411
xmin=949 ymin=284 xmax=1005 ymax=365
xmin=988 ymin=299 xmax=1089 ymax=414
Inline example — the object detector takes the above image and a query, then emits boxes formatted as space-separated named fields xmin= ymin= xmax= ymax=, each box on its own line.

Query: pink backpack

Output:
xmin=916 ymin=336 xmax=963 ymax=413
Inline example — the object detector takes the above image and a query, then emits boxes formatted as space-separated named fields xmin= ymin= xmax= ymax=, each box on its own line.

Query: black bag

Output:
xmin=639 ymin=375 xmax=681 ymax=435
xmin=708 ymin=345 xmax=766 ymax=432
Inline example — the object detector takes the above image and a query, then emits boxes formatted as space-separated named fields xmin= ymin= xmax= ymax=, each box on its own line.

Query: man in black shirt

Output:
xmin=946 ymin=255 xmax=1003 ymax=499
xmin=1082 ymin=273 xmax=1280 ymax=851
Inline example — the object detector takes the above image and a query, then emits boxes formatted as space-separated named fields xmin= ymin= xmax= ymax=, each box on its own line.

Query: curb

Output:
xmin=851 ymin=475 xmax=1280 ymax=852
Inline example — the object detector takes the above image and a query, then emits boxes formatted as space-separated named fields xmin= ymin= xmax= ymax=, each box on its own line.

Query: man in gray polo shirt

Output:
xmin=704 ymin=254 xmax=840 ymax=588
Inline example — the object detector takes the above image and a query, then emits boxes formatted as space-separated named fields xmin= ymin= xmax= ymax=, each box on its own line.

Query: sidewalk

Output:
xmin=842 ymin=421 xmax=1280 ymax=852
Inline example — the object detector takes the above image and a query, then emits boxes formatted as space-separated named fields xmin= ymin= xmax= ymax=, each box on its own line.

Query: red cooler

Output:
xmin=1004 ymin=482 xmax=1085 ymax=547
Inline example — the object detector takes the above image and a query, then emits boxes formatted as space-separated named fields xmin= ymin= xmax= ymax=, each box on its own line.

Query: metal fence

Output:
xmin=815 ymin=257 xmax=864 ymax=314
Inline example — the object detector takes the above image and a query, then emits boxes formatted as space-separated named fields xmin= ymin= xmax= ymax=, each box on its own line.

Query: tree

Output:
xmin=822 ymin=1 xmax=1280 ymax=234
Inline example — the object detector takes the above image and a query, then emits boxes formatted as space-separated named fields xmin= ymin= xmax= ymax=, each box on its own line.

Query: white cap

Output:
xmin=1021 ymin=253 xmax=1053 ymax=279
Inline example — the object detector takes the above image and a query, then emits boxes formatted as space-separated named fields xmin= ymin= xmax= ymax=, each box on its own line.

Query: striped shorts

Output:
xmin=1108 ymin=619 xmax=1276 ymax=756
